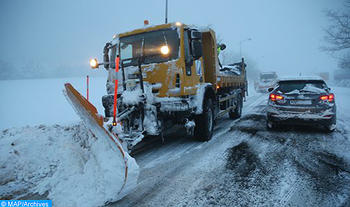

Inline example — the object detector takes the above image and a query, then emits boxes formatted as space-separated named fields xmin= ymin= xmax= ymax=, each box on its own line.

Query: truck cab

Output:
xmin=94 ymin=22 xmax=247 ymax=150
xmin=103 ymin=23 xmax=219 ymax=98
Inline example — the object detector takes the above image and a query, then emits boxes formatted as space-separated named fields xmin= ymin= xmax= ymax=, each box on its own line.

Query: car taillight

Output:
xmin=320 ymin=95 xmax=328 ymax=101
xmin=270 ymin=94 xmax=284 ymax=101
xmin=320 ymin=93 xmax=334 ymax=102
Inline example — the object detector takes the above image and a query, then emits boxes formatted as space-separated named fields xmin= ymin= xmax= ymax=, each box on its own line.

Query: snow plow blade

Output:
xmin=64 ymin=83 xmax=139 ymax=200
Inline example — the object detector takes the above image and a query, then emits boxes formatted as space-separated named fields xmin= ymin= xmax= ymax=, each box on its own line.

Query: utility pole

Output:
xmin=165 ymin=0 xmax=168 ymax=24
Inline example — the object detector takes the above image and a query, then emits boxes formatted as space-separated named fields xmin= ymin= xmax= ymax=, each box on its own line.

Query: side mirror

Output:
xmin=103 ymin=43 xmax=111 ymax=69
xmin=191 ymin=31 xmax=202 ymax=39
xmin=219 ymin=43 xmax=226 ymax=51
xmin=191 ymin=40 xmax=202 ymax=60
xmin=103 ymin=54 xmax=109 ymax=69
xmin=268 ymin=87 xmax=274 ymax=92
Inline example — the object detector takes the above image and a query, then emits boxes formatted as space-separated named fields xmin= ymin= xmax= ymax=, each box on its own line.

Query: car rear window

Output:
xmin=277 ymin=80 xmax=327 ymax=93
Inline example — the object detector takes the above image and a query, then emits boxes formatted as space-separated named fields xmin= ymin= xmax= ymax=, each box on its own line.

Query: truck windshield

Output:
xmin=119 ymin=28 xmax=179 ymax=67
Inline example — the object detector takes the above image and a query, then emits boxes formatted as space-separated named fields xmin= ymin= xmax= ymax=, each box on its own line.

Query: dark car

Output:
xmin=266 ymin=76 xmax=336 ymax=132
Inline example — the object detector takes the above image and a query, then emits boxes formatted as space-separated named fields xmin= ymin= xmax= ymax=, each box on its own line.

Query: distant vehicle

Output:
xmin=266 ymin=76 xmax=336 ymax=132
xmin=255 ymin=72 xmax=278 ymax=93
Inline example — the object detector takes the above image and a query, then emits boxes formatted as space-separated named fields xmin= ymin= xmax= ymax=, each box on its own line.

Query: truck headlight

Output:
xmin=160 ymin=45 xmax=169 ymax=55
xmin=90 ymin=58 xmax=99 ymax=69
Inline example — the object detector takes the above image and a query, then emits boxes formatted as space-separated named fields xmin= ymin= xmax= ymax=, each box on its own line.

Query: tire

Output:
xmin=194 ymin=98 xmax=214 ymax=141
xmin=102 ymin=95 xmax=114 ymax=117
xmin=266 ymin=119 xmax=276 ymax=130
xmin=229 ymin=94 xmax=243 ymax=119
xmin=325 ymin=123 xmax=336 ymax=133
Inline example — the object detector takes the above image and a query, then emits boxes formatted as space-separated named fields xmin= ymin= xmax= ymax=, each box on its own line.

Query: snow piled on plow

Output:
xmin=0 ymin=124 xmax=138 ymax=207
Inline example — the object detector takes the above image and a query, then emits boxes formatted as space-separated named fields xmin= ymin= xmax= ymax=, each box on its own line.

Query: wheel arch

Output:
xmin=194 ymin=83 xmax=216 ymax=115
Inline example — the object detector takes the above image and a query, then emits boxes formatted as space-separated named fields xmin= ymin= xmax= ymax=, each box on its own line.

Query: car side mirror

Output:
xmin=268 ymin=87 xmax=274 ymax=92
xmin=191 ymin=40 xmax=202 ymax=60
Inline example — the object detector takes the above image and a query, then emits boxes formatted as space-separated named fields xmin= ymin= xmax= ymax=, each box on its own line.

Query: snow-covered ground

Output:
xmin=1 ymin=78 xmax=350 ymax=206
xmin=0 ymin=77 xmax=107 ymax=130
xmin=0 ymin=77 xmax=139 ymax=207
xmin=0 ymin=124 xmax=138 ymax=207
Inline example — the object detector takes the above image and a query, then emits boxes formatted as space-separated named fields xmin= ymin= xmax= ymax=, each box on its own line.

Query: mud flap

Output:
xmin=64 ymin=83 xmax=138 ymax=199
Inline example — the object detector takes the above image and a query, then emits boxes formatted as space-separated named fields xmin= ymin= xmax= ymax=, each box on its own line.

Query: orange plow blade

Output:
xmin=64 ymin=83 xmax=139 ymax=200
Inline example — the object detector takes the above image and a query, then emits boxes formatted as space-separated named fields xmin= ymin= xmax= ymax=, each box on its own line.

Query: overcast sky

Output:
xmin=0 ymin=0 xmax=344 ymax=77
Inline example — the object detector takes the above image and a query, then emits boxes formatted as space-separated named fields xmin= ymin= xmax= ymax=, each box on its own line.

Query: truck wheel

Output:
xmin=229 ymin=94 xmax=243 ymax=119
xmin=195 ymin=98 xmax=214 ymax=141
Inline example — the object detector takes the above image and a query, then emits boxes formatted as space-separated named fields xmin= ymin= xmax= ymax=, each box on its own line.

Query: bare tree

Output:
xmin=324 ymin=11 xmax=350 ymax=51
xmin=324 ymin=0 xmax=350 ymax=69
xmin=338 ymin=53 xmax=350 ymax=68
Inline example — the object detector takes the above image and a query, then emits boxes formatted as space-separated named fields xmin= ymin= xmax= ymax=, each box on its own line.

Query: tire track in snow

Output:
xmin=115 ymin=90 xmax=350 ymax=206
xmin=222 ymin=97 xmax=305 ymax=206
xmin=222 ymin=93 xmax=350 ymax=207
xmin=187 ymin=88 xmax=350 ymax=206
xmin=133 ymin=92 xmax=267 ymax=169
xmin=109 ymin=93 xmax=267 ymax=206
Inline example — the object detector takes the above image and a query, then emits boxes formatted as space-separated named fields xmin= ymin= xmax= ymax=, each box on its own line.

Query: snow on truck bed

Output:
xmin=0 ymin=124 xmax=138 ymax=207
xmin=219 ymin=65 xmax=241 ymax=76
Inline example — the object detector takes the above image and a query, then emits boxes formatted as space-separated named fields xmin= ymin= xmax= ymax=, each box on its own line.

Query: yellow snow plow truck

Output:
xmin=66 ymin=22 xmax=247 ymax=151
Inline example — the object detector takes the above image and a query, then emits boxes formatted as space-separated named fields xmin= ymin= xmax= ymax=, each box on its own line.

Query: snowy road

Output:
xmin=110 ymin=87 xmax=350 ymax=207
xmin=1 ymin=79 xmax=350 ymax=206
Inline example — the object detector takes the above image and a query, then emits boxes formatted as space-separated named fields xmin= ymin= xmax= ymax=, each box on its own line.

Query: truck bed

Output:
xmin=217 ymin=64 xmax=246 ymax=89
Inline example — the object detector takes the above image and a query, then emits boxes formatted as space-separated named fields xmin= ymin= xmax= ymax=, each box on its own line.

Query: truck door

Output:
xmin=184 ymin=29 xmax=193 ymax=77
xmin=183 ymin=29 xmax=203 ymax=94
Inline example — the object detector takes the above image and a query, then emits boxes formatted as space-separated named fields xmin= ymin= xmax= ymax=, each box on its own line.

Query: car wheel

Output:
xmin=325 ymin=123 xmax=336 ymax=133
xmin=195 ymin=98 xmax=214 ymax=141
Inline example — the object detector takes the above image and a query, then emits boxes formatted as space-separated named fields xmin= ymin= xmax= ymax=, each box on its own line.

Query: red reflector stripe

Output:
xmin=113 ymin=55 xmax=120 ymax=126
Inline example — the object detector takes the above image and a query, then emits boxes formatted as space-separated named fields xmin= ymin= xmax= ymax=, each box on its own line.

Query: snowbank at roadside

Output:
xmin=0 ymin=124 xmax=139 ymax=207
